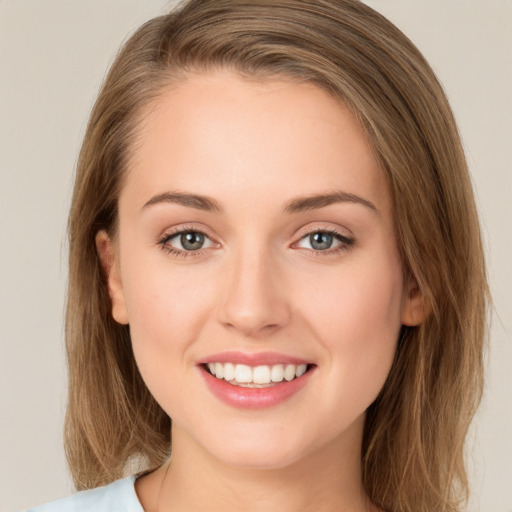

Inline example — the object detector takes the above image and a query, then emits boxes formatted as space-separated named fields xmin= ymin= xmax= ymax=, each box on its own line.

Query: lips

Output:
xmin=198 ymin=351 xmax=315 ymax=409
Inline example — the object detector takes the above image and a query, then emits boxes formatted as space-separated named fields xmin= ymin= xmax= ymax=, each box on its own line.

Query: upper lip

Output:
xmin=198 ymin=351 xmax=312 ymax=366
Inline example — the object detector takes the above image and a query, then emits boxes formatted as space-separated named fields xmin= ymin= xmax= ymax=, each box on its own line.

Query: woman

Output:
xmin=29 ymin=0 xmax=488 ymax=511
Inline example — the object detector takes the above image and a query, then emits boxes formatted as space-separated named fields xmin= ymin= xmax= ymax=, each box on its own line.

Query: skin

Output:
xmin=97 ymin=70 xmax=426 ymax=512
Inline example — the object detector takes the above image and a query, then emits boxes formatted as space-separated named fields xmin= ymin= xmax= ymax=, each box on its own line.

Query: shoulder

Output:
xmin=27 ymin=475 xmax=144 ymax=512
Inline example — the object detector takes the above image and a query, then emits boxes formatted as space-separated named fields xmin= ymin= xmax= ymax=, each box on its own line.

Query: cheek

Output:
xmin=127 ymin=288 xmax=207 ymax=369
xmin=121 ymin=244 xmax=215 ymax=339
xmin=124 ymin=283 xmax=205 ymax=420
xmin=119 ymin=258 xmax=215 ymax=395
xmin=303 ymin=259 xmax=404 ymax=397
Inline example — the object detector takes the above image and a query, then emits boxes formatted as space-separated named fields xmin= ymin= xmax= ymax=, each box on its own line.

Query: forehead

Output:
xmin=122 ymin=70 xmax=391 ymax=216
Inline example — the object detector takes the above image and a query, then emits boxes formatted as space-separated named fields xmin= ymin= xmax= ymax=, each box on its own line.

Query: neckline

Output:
xmin=121 ymin=472 xmax=148 ymax=511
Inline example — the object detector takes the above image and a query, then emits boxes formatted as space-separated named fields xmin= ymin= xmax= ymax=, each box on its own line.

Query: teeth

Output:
xmin=271 ymin=364 xmax=284 ymax=382
xmin=284 ymin=364 xmax=296 ymax=381
xmin=296 ymin=364 xmax=307 ymax=377
xmin=206 ymin=362 xmax=309 ymax=386
xmin=223 ymin=362 xmax=235 ymax=381
xmin=253 ymin=365 xmax=271 ymax=384
xmin=214 ymin=362 xmax=224 ymax=379
xmin=234 ymin=364 xmax=252 ymax=383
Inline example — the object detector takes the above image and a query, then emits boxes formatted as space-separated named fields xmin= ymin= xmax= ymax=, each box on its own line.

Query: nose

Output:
xmin=217 ymin=245 xmax=291 ymax=338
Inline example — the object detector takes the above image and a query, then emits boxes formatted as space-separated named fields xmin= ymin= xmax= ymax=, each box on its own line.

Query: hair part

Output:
xmin=65 ymin=1 xmax=488 ymax=510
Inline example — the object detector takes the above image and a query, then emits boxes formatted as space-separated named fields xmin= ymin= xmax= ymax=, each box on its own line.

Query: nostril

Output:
xmin=221 ymin=320 xmax=282 ymax=337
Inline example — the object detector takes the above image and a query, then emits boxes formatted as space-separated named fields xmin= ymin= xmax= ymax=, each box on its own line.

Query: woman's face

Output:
xmin=100 ymin=70 xmax=420 ymax=470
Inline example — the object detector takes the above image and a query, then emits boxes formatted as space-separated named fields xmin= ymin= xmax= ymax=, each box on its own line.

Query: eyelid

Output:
xmin=293 ymin=223 xmax=353 ymax=240
xmin=157 ymin=223 xmax=220 ymax=257
xmin=291 ymin=224 xmax=355 ymax=253
xmin=156 ymin=223 xmax=354 ymax=258
xmin=165 ymin=230 xmax=215 ymax=249
xmin=158 ymin=223 xmax=218 ymax=242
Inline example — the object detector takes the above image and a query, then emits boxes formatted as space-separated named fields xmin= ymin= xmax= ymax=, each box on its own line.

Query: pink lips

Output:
xmin=198 ymin=351 xmax=314 ymax=409
xmin=198 ymin=350 xmax=311 ymax=367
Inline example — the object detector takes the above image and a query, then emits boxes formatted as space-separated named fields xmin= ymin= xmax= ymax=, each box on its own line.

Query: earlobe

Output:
xmin=401 ymin=276 xmax=431 ymax=326
xmin=95 ymin=230 xmax=129 ymax=325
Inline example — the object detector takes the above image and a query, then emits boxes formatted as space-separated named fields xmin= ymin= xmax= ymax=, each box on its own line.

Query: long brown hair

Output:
xmin=64 ymin=1 xmax=488 ymax=510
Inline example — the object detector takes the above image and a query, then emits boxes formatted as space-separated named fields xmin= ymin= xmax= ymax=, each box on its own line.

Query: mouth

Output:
xmin=203 ymin=362 xmax=311 ymax=388
xmin=198 ymin=354 xmax=316 ymax=409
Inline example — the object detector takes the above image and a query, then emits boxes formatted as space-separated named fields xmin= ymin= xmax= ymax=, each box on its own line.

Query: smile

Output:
xmin=198 ymin=353 xmax=315 ymax=409
xmin=206 ymin=362 xmax=309 ymax=388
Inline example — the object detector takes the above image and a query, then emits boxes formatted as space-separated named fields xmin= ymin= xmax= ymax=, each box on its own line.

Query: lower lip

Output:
xmin=199 ymin=366 xmax=314 ymax=409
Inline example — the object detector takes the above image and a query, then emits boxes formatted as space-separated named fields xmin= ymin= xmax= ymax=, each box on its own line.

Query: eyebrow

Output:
xmin=142 ymin=190 xmax=379 ymax=215
xmin=283 ymin=191 xmax=379 ymax=215
xmin=142 ymin=192 xmax=223 ymax=213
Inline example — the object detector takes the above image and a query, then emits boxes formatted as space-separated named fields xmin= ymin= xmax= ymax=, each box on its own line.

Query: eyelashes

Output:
xmin=294 ymin=230 xmax=354 ymax=254
xmin=157 ymin=226 xmax=355 ymax=259
xmin=157 ymin=226 xmax=216 ymax=259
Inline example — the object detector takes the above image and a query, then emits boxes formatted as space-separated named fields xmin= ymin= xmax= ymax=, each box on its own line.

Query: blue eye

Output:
xmin=158 ymin=228 xmax=353 ymax=258
xmin=296 ymin=230 xmax=354 ymax=252
xmin=159 ymin=229 xmax=215 ymax=255
xmin=309 ymin=232 xmax=335 ymax=250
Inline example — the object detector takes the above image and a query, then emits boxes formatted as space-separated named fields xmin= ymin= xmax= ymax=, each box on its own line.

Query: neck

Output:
xmin=148 ymin=419 xmax=376 ymax=512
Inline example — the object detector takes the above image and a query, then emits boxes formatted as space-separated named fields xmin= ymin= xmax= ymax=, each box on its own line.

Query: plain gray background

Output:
xmin=1 ymin=1 xmax=510 ymax=511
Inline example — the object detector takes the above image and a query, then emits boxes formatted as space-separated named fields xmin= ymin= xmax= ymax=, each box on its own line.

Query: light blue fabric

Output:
xmin=26 ymin=475 xmax=144 ymax=512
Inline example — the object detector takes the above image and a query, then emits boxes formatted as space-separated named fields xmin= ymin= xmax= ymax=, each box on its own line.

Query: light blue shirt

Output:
xmin=27 ymin=475 xmax=144 ymax=512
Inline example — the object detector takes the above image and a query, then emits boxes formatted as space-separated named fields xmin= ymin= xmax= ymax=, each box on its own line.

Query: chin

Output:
xmin=216 ymin=443 xmax=306 ymax=471
xmin=198 ymin=424 xmax=320 ymax=471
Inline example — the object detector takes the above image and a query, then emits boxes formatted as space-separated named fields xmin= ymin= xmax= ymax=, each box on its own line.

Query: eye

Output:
xmin=159 ymin=229 xmax=216 ymax=255
xmin=295 ymin=230 xmax=354 ymax=253
xmin=177 ymin=231 xmax=207 ymax=251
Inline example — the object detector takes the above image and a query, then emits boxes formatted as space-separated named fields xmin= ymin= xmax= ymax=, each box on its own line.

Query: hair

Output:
xmin=64 ymin=1 xmax=488 ymax=510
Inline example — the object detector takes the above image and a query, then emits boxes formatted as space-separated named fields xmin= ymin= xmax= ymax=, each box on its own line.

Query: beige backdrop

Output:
xmin=1 ymin=1 xmax=510 ymax=511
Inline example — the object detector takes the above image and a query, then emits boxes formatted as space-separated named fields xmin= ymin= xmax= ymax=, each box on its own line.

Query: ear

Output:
xmin=401 ymin=274 xmax=431 ymax=326
xmin=95 ymin=230 xmax=129 ymax=325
